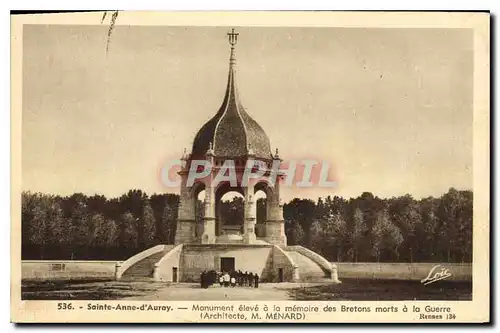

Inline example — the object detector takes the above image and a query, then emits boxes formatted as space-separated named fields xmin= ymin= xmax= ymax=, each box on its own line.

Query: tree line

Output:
xmin=21 ymin=190 xmax=179 ymax=260
xmin=21 ymin=188 xmax=472 ymax=263
xmin=284 ymin=189 xmax=472 ymax=263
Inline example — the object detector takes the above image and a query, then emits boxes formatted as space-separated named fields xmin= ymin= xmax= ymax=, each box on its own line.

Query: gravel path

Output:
xmin=124 ymin=283 xmax=296 ymax=300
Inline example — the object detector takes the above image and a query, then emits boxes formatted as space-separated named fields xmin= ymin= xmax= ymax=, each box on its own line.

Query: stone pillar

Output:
xmin=201 ymin=185 xmax=216 ymax=244
xmin=174 ymin=175 xmax=196 ymax=244
xmin=115 ymin=262 xmax=122 ymax=280
xmin=214 ymin=255 xmax=221 ymax=272
xmin=264 ymin=181 xmax=287 ymax=245
xmin=330 ymin=264 xmax=341 ymax=284
xmin=153 ymin=263 xmax=160 ymax=282
xmin=292 ymin=265 xmax=300 ymax=282
xmin=243 ymin=187 xmax=257 ymax=244
xmin=215 ymin=197 xmax=221 ymax=236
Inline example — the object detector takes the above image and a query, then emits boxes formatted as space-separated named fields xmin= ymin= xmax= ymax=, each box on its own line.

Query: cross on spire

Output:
xmin=227 ymin=28 xmax=239 ymax=46
xmin=227 ymin=28 xmax=239 ymax=67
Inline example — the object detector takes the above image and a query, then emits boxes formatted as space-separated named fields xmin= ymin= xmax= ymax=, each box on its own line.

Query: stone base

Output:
xmin=180 ymin=244 xmax=275 ymax=282
xmin=264 ymin=220 xmax=286 ymax=245
xmin=121 ymin=243 xmax=340 ymax=284
xmin=216 ymin=233 xmax=243 ymax=244
xmin=330 ymin=264 xmax=342 ymax=284
xmin=177 ymin=243 xmax=339 ymax=283
xmin=174 ymin=220 xmax=196 ymax=244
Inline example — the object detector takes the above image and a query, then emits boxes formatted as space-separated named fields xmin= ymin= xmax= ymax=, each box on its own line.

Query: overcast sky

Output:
xmin=22 ymin=25 xmax=473 ymax=200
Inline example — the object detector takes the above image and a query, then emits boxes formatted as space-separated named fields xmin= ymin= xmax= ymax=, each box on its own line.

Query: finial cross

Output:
xmin=227 ymin=28 xmax=239 ymax=46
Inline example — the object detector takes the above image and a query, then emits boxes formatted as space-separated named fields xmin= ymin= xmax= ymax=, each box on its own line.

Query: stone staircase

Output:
xmin=121 ymin=245 xmax=175 ymax=281
xmin=284 ymin=250 xmax=330 ymax=282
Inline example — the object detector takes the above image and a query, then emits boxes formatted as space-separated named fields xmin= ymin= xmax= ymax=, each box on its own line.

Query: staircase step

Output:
xmin=286 ymin=251 xmax=329 ymax=281
xmin=121 ymin=246 xmax=174 ymax=280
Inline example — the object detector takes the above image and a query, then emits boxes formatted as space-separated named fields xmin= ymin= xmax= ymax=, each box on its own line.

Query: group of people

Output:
xmin=200 ymin=270 xmax=259 ymax=289
xmin=200 ymin=270 xmax=219 ymax=288
xmin=218 ymin=270 xmax=259 ymax=288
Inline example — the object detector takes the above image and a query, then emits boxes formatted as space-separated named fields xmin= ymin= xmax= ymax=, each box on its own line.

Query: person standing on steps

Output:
xmin=245 ymin=272 xmax=249 ymax=288
xmin=237 ymin=270 xmax=243 ymax=286
xmin=200 ymin=271 xmax=206 ymax=289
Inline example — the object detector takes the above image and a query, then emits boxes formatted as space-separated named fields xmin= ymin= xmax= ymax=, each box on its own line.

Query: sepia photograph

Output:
xmin=11 ymin=11 xmax=490 ymax=323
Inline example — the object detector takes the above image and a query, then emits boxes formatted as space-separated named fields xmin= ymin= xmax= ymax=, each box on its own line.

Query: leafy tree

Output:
xmin=86 ymin=194 xmax=107 ymax=216
xmin=162 ymin=195 xmax=179 ymax=244
xmin=286 ymin=220 xmax=305 ymax=245
xmin=20 ymin=188 xmax=473 ymax=262
xmin=284 ymin=198 xmax=316 ymax=247
xmin=256 ymin=198 xmax=266 ymax=223
xmin=255 ymin=197 xmax=267 ymax=237
xmin=456 ymin=190 xmax=473 ymax=262
xmin=150 ymin=194 xmax=168 ymax=242
xmin=27 ymin=195 xmax=64 ymax=259
xmin=119 ymin=190 xmax=148 ymax=217
xmin=310 ymin=212 xmax=348 ymax=261
xmin=372 ymin=209 xmax=404 ymax=262
xmin=436 ymin=188 xmax=467 ymax=262
xmin=68 ymin=198 xmax=91 ymax=248
xmin=122 ymin=211 xmax=138 ymax=249
xmin=389 ymin=195 xmax=422 ymax=262
xmin=350 ymin=208 xmax=367 ymax=262
xmin=330 ymin=213 xmax=349 ymax=261
xmin=120 ymin=190 xmax=148 ymax=246
xmin=22 ymin=191 xmax=36 ymax=246
xmin=220 ymin=197 xmax=244 ymax=226
xmin=89 ymin=213 xmax=118 ymax=248
xmin=142 ymin=201 xmax=156 ymax=247
xmin=419 ymin=197 xmax=439 ymax=261
xmin=324 ymin=195 xmax=347 ymax=216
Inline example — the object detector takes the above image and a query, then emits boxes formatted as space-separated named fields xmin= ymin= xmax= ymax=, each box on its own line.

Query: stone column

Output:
xmin=215 ymin=196 xmax=221 ymax=237
xmin=330 ymin=264 xmax=341 ymax=284
xmin=115 ymin=262 xmax=122 ymax=280
xmin=201 ymin=185 xmax=216 ymax=244
xmin=174 ymin=174 xmax=196 ymax=244
xmin=243 ymin=187 xmax=257 ymax=244
xmin=292 ymin=265 xmax=300 ymax=282
xmin=153 ymin=263 xmax=160 ymax=282
xmin=264 ymin=181 xmax=287 ymax=245
xmin=199 ymin=145 xmax=216 ymax=244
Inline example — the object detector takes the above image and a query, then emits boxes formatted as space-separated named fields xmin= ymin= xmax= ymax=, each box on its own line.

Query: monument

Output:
xmin=174 ymin=29 xmax=286 ymax=247
xmin=116 ymin=29 xmax=340 ymax=283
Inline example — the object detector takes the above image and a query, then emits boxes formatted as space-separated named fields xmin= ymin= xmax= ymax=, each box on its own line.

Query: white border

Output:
xmin=4 ymin=1 xmax=497 ymax=331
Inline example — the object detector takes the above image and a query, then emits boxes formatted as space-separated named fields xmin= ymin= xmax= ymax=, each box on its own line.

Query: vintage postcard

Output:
xmin=11 ymin=11 xmax=490 ymax=323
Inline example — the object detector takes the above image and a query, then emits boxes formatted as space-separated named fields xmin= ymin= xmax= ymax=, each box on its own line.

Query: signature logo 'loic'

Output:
xmin=421 ymin=265 xmax=452 ymax=285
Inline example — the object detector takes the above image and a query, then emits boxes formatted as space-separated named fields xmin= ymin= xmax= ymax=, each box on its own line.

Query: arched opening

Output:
xmin=215 ymin=182 xmax=245 ymax=239
xmin=254 ymin=189 xmax=267 ymax=238
xmin=254 ymin=181 xmax=272 ymax=238
xmin=219 ymin=191 xmax=245 ymax=233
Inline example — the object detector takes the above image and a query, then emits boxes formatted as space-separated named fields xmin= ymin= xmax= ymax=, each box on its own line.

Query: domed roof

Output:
xmin=191 ymin=38 xmax=272 ymax=160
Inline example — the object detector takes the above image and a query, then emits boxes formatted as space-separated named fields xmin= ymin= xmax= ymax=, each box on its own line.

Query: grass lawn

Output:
xmin=287 ymin=278 xmax=472 ymax=301
xmin=21 ymin=278 xmax=472 ymax=301
xmin=21 ymin=279 xmax=169 ymax=300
